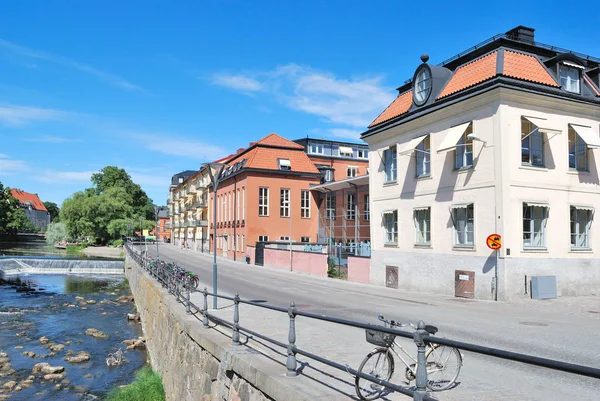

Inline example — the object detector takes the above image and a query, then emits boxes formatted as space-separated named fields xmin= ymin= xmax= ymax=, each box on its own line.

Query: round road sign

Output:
xmin=486 ymin=234 xmax=502 ymax=250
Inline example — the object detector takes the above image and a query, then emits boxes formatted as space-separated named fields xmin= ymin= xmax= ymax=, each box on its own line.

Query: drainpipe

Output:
xmin=233 ymin=176 xmax=237 ymax=262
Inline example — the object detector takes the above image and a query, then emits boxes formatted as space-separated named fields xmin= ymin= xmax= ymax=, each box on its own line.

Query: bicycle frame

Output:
xmin=386 ymin=340 xmax=418 ymax=375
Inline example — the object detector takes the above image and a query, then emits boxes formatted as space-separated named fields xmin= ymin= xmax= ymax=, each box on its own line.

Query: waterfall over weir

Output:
xmin=0 ymin=256 xmax=124 ymax=276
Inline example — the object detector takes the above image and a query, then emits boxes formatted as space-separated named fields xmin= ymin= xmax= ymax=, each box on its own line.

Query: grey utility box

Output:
xmin=530 ymin=276 xmax=557 ymax=299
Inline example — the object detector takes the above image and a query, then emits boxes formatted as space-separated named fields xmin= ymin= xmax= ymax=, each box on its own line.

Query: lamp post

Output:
xmin=153 ymin=205 xmax=161 ymax=259
xmin=202 ymin=162 xmax=227 ymax=309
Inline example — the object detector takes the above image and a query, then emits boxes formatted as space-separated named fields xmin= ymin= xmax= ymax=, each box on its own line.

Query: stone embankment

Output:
xmin=125 ymin=257 xmax=338 ymax=401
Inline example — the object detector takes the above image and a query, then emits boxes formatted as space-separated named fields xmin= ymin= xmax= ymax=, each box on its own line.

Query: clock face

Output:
xmin=414 ymin=67 xmax=432 ymax=105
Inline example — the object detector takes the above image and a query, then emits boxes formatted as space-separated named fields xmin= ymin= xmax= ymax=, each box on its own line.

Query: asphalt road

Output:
xmin=140 ymin=243 xmax=600 ymax=400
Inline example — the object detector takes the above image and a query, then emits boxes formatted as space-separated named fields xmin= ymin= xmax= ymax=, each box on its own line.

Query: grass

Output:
xmin=106 ymin=366 xmax=165 ymax=401
xmin=66 ymin=244 xmax=87 ymax=255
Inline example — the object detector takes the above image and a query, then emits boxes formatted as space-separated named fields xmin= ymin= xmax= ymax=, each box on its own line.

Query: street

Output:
xmin=142 ymin=243 xmax=600 ymax=400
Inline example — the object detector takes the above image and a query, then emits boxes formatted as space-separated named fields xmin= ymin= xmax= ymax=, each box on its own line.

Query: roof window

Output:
xmin=278 ymin=158 xmax=291 ymax=171
xmin=339 ymin=146 xmax=353 ymax=156
xmin=560 ymin=63 xmax=583 ymax=93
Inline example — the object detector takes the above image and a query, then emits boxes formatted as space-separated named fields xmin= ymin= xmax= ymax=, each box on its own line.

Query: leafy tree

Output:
xmin=10 ymin=208 xmax=36 ymax=233
xmin=46 ymin=222 xmax=69 ymax=245
xmin=0 ymin=182 xmax=27 ymax=235
xmin=43 ymin=201 xmax=60 ymax=222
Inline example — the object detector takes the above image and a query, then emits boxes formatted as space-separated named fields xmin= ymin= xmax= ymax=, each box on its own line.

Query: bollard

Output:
xmin=185 ymin=282 xmax=191 ymax=314
xmin=412 ymin=321 xmax=428 ymax=401
xmin=286 ymin=301 xmax=298 ymax=377
xmin=202 ymin=287 xmax=209 ymax=328
xmin=232 ymin=293 xmax=240 ymax=346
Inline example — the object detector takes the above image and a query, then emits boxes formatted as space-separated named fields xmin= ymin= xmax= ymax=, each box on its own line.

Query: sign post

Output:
xmin=486 ymin=234 xmax=502 ymax=301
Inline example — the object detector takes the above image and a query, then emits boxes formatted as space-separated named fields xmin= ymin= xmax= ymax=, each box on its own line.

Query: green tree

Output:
xmin=45 ymin=222 xmax=69 ymax=245
xmin=10 ymin=208 xmax=36 ymax=233
xmin=43 ymin=201 xmax=60 ymax=222
xmin=0 ymin=182 xmax=27 ymax=235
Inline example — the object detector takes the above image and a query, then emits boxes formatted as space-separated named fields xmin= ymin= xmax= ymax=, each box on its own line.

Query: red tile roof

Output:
xmin=503 ymin=50 xmax=559 ymax=87
xmin=368 ymin=90 xmax=413 ymax=127
xmin=10 ymin=189 xmax=47 ymax=212
xmin=256 ymin=132 xmax=304 ymax=149
xmin=584 ymin=75 xmax=600 ymax=97
xmin=437 ymin=52 xmax=498 ymax=99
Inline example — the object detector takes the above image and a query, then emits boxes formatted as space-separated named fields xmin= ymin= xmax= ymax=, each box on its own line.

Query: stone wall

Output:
xmin=125 ymin=258 xmax=322 ymax=401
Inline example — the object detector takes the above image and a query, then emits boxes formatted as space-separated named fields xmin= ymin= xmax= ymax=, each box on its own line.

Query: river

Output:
xmin=0 ymin=241 xmax=146 ymax=400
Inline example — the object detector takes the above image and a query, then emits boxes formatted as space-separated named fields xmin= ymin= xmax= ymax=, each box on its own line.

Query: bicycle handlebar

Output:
xmin=378 ymin=314 xmax=417 ymax=329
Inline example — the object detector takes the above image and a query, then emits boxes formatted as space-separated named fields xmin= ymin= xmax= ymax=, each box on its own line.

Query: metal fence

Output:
xmin=124 ymin=242 xmax=600 ymax=401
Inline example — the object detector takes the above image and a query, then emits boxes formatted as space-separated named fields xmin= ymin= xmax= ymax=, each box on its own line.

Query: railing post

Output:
xmin=232 ymin=293 xmax=240 ymax=345
xmin=202 ymin=287 xmax=209 ymax=328
xmin=185 ymin=282 xmax=191 ymax=314
xmin=286 ymin=301 xmax=298 ymax=377
xmin=413 ymin=320 xmax=428 ymax=401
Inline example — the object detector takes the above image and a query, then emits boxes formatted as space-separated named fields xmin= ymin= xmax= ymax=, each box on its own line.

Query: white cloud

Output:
xmin=36 ymin=170 xmax=95 ymax=184
xmin=22 ymin=134 xmax=78 ymax=143
xmin=0 ymin=39 xmax=142 ymax=92
xmin=212 ymin=74 xmax=262 ymax=92
xmin=131 ymin=132 xmax=226 ymax=160
xmin=0 ymin=105 xmax=68 ymax=126
xmin=211 ymin=64 xmax=395 ymax=129
xmin=327 ymin=128 xmax=363 ymax=140
xmin=0 ymin=154 xmax=30 ymax=175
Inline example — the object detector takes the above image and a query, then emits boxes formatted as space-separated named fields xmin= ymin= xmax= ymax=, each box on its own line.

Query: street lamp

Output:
xmin=153 ymin=205 xmax=161 ymax=260
xmin=202 ymin=162 xmax=227 ymax=309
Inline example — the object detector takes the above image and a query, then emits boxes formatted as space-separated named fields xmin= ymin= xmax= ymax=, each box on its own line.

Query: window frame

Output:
xmin=300 ymin=236 xmax=310 ymax=243
xmin=364 ymin=194 xmax=370 ymax=221
xmin=568 ymin=126 xmax=588 ymax=172
xmin=310 ymin=142 xmax=324 ymax=155
xmin=454 ymin=124 xmax=474 ymax=170
xmin=415 ymin=136 xmax=431 ymax=178
xmin=326 ymin=194 xmax=336 ymax=220
xmin=413 ymin=207 xmax=431 ymax=246
xmin=347 ymin=166 xmax=358 ymax=178
xmin=570 ymin=206 xmax=593 ymax=250
xmin=384 ymin=146 xmax=397 ymax=183
xmin=383 ymin=210 xmax=398 ymax=245
xmin=358 ymin=149 xmax=369 ymax=159
xmin=258 ymin=235 xmax=269 ymax=242
xmin=280 ymin=236 xmax=290 ymax=241
xmin=559 ymin=65 xmax=581 ymax=94
xmin=522 ymin=204 xmax=548 ymax=250
xmin=452 ymin=204 xmax=475 ymax=248
xmin=280 ymin=188 xmax=290 ymax=218
xmin=258 ymin=187 xmax=269 ymax=216
xmin=300 ymin=190 xmax=310 ymax=219
xmin=324 ymin=169 xmax=334 ymax=182
xmin=278 ymin=158 xmax=291 ymax=171
xmin=521 ymin=118 xmax=545 ymax=167
xmin=347 ymin=193 xmax=356 ymax=220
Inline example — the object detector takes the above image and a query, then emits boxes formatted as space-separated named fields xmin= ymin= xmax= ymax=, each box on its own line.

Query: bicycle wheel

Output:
xmin=191 ymin=275 xmax=199 ymax=289
xmin=425 ymin=344 xmax=462 ymax=391
xmin=355 ymin=348 xmax=395 ymax=400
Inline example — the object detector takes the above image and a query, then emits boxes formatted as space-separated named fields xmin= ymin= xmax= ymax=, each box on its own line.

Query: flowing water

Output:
xmin=0 ymin=243 xmax=146 ymax=400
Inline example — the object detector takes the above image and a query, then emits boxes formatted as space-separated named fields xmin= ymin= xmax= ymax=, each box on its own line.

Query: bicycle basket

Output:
xmin=365 ymin=329 xmax=395 ymax=347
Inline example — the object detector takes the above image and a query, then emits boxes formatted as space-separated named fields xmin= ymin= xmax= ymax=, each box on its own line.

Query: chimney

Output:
xmin=506 ymin=26 xmax=535 ymax=44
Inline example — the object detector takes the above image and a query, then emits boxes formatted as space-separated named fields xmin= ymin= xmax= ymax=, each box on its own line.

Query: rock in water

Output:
xmin=40 ymin=365 xmax=64 ymax=374
xmin=85 ymin=328 xmax=108 ymax=339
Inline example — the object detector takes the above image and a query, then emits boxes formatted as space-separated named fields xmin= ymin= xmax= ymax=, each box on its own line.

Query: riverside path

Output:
xmin=140 ymin=243 xmax=600 ymax=401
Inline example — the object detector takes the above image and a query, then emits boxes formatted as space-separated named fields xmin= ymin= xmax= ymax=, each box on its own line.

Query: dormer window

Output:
xmin=413 ymin=62 xmax=432 ymax=106
xmin=278 ymin=158 xmax=291 ymax=171
xmin=559 ymin=63 xmax=582 ymax=93
xmin=310 ymin=142 xmax=324 ymax=154
xmin=339 ymin=146 xmax=354 ymax=157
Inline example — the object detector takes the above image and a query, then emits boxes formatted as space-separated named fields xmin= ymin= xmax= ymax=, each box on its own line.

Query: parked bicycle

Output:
xmin=355 ymin=315 xmax=462 ymax=400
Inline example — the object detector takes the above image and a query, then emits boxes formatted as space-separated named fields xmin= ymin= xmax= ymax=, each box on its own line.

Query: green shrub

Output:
xmin=110 ymin=239 xmax=124 ymax=247
xmin=107 ymin=366 xmax=165 ymax=401
xmin=327 ymin=256 xmax=339 ymax=278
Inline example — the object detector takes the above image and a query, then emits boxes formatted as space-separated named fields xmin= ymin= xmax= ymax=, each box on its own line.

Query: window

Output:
xmin=414 ymin=208 xmax=431 ymax=245
xmin=301 ymin=190 xmax=310 ymax=218
xmin=347 ymin=166 xmax=358 ymax=178
xmin=339 ymin=146 xmax=354 ymax=157
xmin=347 ymin=193 xmax=356 ymax=220
xmin=326 ymin=194 xmax=336 ymax=220
xmin=383 ymin=211 xmax=398 ymax=245
xmin=454 ymin=124 xmax=473 ymax=169
xmin=570 ymin=207 xmax=592 ymax=249
xmin=324 ymin=169 xmax=334 ymax=182
xmin=310 ymin=142 xmax=324 ymax=154
xmin=258 ymin=235 xmax=269 ymax=242
xmin=235 ymin=235 xmax=239 ymax=251
xmin=522 ymin=118 xmax=546 ymax=167
xmin=358 ymin=149 xmax=369 ymax=159
xmin=452 ymin=204 xmax=474 ymax=247
xmin=301 ymin=236 xmax=310 ymax=243
xmin=416 ymin=136 xmax=430 ymax=177
xmin=242 ymin=187 xmax=245 ymax=220
xmin=236 ymin=189 xmax=240 ymax=221
xmin=241 ymin=235 xmax=245 ymax=252
xmin=228 ymin=192 xmax=231 ymax=222
xmin=568 ymin=126 xmax=588 ymax=171
xmin=364 ymin=195 xmax=370 ymax=221
xmin=280 ymin=236 xmax=290 ymax=241
xmin=384 ymin=146 xmax=397 ymax=183
xmin=278 ymin=158 xmax=291 ymax=171
xmin=280 ymin=189 xmax=290 ymax=217
xmin=258 ymin=187 xmax=269 ymax=216
xmin=559 ymin=65 xmax=580 ymax=93
xmin=523 ymin=204 xmax=548 ymax=249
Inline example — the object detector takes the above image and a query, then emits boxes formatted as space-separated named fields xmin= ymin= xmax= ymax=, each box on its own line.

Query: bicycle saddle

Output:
xmin=425 ymin=325 xmax=438 ymax=335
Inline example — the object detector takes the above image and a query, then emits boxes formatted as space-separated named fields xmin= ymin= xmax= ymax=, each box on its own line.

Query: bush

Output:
xmin=110 ymin=239 xmax=124 ymax=247
xmin=45 ymin=222 xmax=69 ymax=245
xmin=107 ymin=366 xmax=165 ymax=401
xmin=327 ymin=256 xmax=339 ymax=278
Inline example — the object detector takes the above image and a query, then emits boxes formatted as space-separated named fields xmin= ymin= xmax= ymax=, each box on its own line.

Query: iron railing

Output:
xmin=124 ymin=242 xmax=600 ymax=401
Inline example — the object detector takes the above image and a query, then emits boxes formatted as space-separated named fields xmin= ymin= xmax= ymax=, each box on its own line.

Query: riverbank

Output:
xmin=81 ymin=247 xmax=123 ymax=259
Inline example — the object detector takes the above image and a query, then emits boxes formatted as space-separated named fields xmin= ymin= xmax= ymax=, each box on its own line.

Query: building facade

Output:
xmin=363 ymin=26 xmax=600 ymax=300
xmin=155 ymin=210 xmax=171 ymax=242
xmin=10 ymin=189 xmax=50 ymax=231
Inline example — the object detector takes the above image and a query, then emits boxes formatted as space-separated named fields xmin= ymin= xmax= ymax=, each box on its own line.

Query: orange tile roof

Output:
xmin=256 ymin=132 xmax=304 ymax=149
xmin=228 ymin=146 xmax=319 ymax=174
xmin=584 ymin=75 xmax=600 ymax=96
xmin=437 ymin=52 xmax=498 ymax=99
xmin=503 ymin=50 xmax=559 ymax=87
xmin=368 ymin=90 xmax=413 ymax=127
xmin=10 ymin=189 xmax=47 ymax=212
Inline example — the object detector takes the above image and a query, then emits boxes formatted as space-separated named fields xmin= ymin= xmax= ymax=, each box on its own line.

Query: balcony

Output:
xmin=185 ymin=221 xmax=194 ymax=227
xmin=193 ymin=200 xmax=208 ymax=208
xmin=196 ymin=220 xmax=208 ymax=227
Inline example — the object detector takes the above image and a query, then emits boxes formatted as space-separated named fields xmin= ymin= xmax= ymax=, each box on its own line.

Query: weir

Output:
xmin=0 ymin=257 xmax=124 ymax=276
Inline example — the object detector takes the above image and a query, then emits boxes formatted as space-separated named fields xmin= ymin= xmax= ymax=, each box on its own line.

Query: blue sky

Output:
xmin=1 ymin=1 xmax=599 ymax=206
